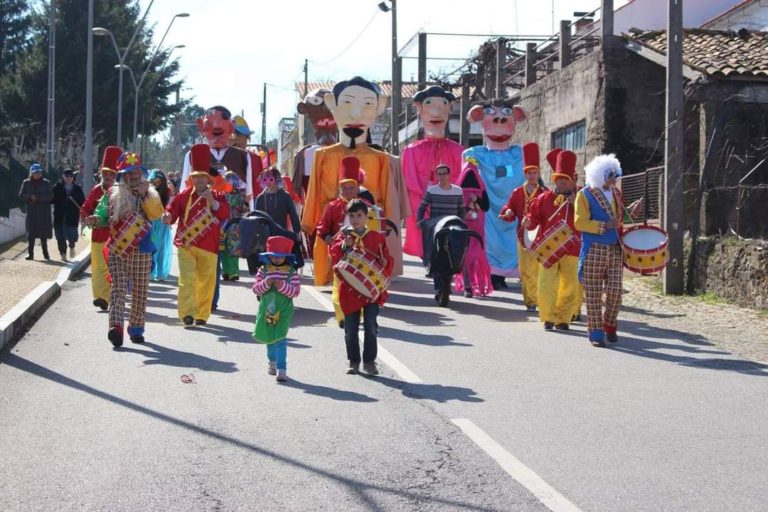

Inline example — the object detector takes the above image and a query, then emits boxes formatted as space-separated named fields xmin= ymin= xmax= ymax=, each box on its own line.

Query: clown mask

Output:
xmin=467 ymin=100 xmax=527 ymax=151
xmin=196 ymin=107 xmax=235 ymax=150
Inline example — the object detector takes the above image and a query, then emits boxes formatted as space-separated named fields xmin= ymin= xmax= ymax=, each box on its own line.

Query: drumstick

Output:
xmin=69 ymin=196 xmax=84 ymax=212
xmin=545 ymin=199 xmax=569 ymax=224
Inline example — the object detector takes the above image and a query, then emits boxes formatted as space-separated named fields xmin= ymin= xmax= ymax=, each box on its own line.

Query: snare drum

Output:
xmin=178 ymin=209 xmax=217 ymax=247
xmin=530 ymin=220 xmax=579 ymax=268
xmin=108 ymin=211 xmax=150 ymax=258
xmin=621 ymin=225 xmax=669 ymax=274
xmin=334 ymin=250 xmax=389 ymax=301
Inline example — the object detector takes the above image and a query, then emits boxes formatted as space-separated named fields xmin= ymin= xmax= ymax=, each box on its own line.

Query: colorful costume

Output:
xmin=463 ymin=99 xmax=529 ymax=280
xmin=81 ymin=148 xmax=122 ymax=309
xmin=92 ymin=152 xmax=163 ymax=346
xmin=166 ymin=144 xmax=231 ymax=325
xmin=525 ymin=150 xmax=582 ymax=329
xmin=252 ymin=236 xmax=301 ymax=382
xmin=401 ymin=86 xmax=465 ymax=257
xmin=220 ymin=171 xmax=250 ymax=280
xmin=501 ymin=143 xmax=547 ymax=309
xmin=452 ymin=166 xmax=492 ymax=297
xmin=575 ymin=154 xmax=629 ymax=346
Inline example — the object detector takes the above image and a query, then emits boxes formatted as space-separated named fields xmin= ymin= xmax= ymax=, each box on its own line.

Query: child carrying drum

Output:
xmin=329 ymin=199 xmax=393 ymax=376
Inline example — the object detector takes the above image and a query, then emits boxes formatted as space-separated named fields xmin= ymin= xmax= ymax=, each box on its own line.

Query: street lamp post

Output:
xmin=378 ymin=0 xmax=399 ymax=155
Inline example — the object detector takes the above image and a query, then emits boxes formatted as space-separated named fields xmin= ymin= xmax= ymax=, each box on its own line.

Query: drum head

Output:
xmin=622 ymin=227 xmax=667 ymax=250
xmin=524 ymin=227 xmax=538 ymax=249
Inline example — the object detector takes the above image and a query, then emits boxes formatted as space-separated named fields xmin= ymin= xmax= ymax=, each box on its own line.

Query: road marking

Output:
xmin=451 ymin=418 xmax=583 ymax=512
xmin=305 ymin=285 xmax=423 ymax=383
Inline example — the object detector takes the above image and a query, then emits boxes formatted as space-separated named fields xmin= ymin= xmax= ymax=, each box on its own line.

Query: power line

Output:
xmin=314 ymin=9 xmax=381 ymax=65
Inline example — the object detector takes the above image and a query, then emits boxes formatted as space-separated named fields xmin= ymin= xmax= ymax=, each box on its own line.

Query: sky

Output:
xmin=138 ymin=0 xmax=629 ymax=141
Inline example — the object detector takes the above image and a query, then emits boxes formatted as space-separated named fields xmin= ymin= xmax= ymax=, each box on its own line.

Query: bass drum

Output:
xmin=621 ymin=225 xmax=669 ymax=274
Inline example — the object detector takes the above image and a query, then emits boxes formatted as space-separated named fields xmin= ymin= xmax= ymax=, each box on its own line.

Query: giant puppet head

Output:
xmin=413 ymin=85 xmax=456 ymax=139
xmin=467 ymin=99 xmax=527 ymax=151
xmin=297 ymin=88 xmax=337 ymax=146
xmin=324 ymin=76 xmax=387 ymax=149
xmin=196 ymin=105 xmax=235 ymax=150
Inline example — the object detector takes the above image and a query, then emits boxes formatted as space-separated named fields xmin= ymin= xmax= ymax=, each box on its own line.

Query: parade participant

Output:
xmin=251 ymin=235 xmax=301 ymax=382
xmin=302 ymin=76 xmax=408 ymax=285
xmin=181 ymin=106 xmax=254 ymax=207
xmin=148 ymin=169 xmax=173 ymax=281
xmin=330 ymin=199 xmax=393 ymax=375
xmin=401 ymin=85 xmax=465 ymax=258
xmin=164 ymin=144 xmax=230 ymax=326
xmin=416 ymin=164 xmax=465 ymax=296
xmin=86 ymin=152 xmax=163 ymax=347
xmin=218 ymin=169 xmax=250 ymax=281
xmin=18 ymin=163 xmax=53 ymax=261
xmin=254 ymin=167 xmax=303 ymax=267
xmin=523 ymin=149 xmax=582 ymax=331
xmin=231 ymin=114 xmax=264 ymax=199
xmin=51 ymin=168 xmax=85 ymax=260
xmin=291 ymin=88 xmax=337 ymax=199
xmin=80 ymin=146 xmax=121 ymax=310
xmin=317 ymin=156 xmax=368 ymax=326
xmin=453 ymin=164 xmax=492 ymax=298
xmin=575 ymin=154 xmax=642 ymax=347
xmin=500 ymin=142 xmax=546 ymax=311
xmin=463 ymin=99 xmax=528 ymax=289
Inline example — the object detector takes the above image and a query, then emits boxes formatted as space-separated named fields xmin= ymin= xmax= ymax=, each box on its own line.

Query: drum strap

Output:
xmin=523 ymin=185 xmax=539 ymax=214
xmin=589 ymin=187 xmax=616 ymax=219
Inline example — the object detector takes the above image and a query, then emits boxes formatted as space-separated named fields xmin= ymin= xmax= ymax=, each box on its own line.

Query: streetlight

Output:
xmin=378 ymin=0 xmax=399 ymax=154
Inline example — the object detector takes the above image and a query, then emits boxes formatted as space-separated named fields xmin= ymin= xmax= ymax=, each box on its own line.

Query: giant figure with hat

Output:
xmin=462 ymin=99 xmax=528 ymax=288
xmin=230 ymin=114 xmax=264 ymax=199
xmin=80 ymin=146 xmax=121 ymax=311
xmin=401 ymin=85 xmax=465 ymax=258
xmin=301 ymin=76 xmax=408 ymax=285
xmin=165 ymin=144 xmax=231 ymax=327
xmin=85 ymin=152 xmax=164 ymax=347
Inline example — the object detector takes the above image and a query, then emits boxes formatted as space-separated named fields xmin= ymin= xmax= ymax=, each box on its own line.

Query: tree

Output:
xmin=0 ymin=0 xmax=32 ymax=140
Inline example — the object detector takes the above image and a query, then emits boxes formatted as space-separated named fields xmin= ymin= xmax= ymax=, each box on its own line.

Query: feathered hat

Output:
xmin=115 ymin=152 xmax=147 ymax=181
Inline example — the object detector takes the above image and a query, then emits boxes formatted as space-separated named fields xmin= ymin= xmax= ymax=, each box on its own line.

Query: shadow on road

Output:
xmin=379 ymin=326 xmax=471 ymax=347
xmin=371 ymin=376 xmax=484 ymax=403
xmin=283 ymin=378 xmax=378 ymax=402
xmin=116 ymin=341 xmax=238 ymax=373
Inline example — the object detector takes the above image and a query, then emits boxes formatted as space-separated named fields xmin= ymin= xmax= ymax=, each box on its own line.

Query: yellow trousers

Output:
xmin=312 ymin=236 xmax=333 ymax=286
xmin=332 ymin=275 xmax=344 ymax=324
xmin=91 ymin=241 xmax=111 ymax=304
xmin=517 ymin=241 xmax=539 ymax=307
xmin=537 ymin=254 xmax=582 ymax=325
xmin=178 ymin=246 xmax=218 ymax=322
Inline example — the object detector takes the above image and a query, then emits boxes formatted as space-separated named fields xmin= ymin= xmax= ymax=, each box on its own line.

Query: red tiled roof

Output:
xmin=295 ymin=81 xmax=467 ymax=100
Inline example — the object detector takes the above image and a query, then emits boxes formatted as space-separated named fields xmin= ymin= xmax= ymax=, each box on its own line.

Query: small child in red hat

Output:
xmin=251 ymin=235 xmax=301 ymax=382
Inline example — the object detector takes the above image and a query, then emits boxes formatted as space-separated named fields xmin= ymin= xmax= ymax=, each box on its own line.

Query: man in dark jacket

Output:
xmin=18 ymin=163 xmax=53 ymax=260
xmin=52 ymin=168 xmax=85 ymax=260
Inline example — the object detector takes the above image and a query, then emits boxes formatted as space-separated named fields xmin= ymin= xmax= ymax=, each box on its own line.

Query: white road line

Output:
xmin=304 ymin=285 xmax=423 ymax=383
xmin=451 ymin=418 xmax=583 ymax=512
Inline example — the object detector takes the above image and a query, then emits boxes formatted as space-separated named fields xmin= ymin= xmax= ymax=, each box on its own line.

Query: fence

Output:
xmin=0 ymin=156 xmax=67 ymax=218
xmin=619 ymin=166 xmax=662 ymax=223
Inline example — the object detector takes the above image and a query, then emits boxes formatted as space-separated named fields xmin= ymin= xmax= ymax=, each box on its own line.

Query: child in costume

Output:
xmin=252 ymin=236 xmax=301 ymax=382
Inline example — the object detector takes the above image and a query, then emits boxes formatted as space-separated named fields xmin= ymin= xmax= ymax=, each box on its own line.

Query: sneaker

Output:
xmin=93 ymin=298 xmax=109 ymax=311
xmin=555 ymin=323 xmax=570 ymax=331
xmin=591 ymin=339 xmax=606 ymax=348
xmin=69 ymin=247 xmax=76 ymax=259
xmin=130 ymin=335 xmax=145 ymax=344
xmin=276 ymin=370 xmax=288 ymax=382
xmin=182 ymin=316 xmax=194 ymax=326
xmin=25 ymin=255 xmax=34 ymax=260
xmin=60 ymin=252 xmax=67 ymax=261
xmin=108 ymin=327 xmax=123 ymax=347
xmin=606 ymin=333 xmax=619 ymax=343
xmin=464 ymin=290 xmax=473 ymax=298
xmin=544 ymin=321 xmax=554 ymax=330
xmin=362 ymin=362 xmax=379 ymax=375
xmin=346 ymin=363 xmax=360 ymax=375
xmin=268 ymin=362 xmax=277 ymax=376
xmin=195 ymin=319 xmax=207 ymax=326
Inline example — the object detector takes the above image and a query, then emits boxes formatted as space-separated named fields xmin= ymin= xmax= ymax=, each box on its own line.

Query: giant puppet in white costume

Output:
xmin=462 ymin=99 xmax=528 ymax=287
xmin=401 ymin=85 xmax=464 ymax=258
xmin=181 ymin=105 xmax=254 ymax=207
xmin=301 ymin=76 xmax=408 ymax=286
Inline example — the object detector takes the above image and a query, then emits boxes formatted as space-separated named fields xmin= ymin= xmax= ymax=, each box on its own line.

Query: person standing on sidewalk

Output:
xmin=18 ymin=163 xmax=53 ymax=260
xmin=80 ymin=147 xmax=120 ymax=310
xmin=52 ymin=168 xmax=85 ymax=261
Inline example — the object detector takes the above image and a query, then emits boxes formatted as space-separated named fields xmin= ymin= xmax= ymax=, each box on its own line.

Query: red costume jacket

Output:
xmin=316 ymin=198 xmax=349 ymax=241
xmin=81 ymin=184 xmax=111 ymax=243
xmin=329 ymin=228 xmax=393 ymax=315
xmin=502 ymin=184 xmax=545 ymax=244
xmin=525 ymin=189 xmax=581 ymax=257
xmin=166 ymin=187 xmax=230 ymax=254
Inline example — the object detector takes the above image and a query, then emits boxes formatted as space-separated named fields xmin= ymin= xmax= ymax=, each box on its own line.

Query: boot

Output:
xmin=25 ymin=241 xmax=34 ymax=260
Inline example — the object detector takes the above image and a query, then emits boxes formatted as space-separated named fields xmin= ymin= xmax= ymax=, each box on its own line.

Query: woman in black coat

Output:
xmin=18 ymin=163 xmax=54 ymax=260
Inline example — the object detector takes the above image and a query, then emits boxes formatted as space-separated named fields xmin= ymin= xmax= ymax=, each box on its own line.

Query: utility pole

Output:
xmin=176 ymin=85 xmax=182 ymax=170
xmin=83 ymin=0 xmax=94 ymax=191
xmin=261 ymin=83 xmax=267 ymax=148
xmin=303 ymin=59 xmax=309 ymax=145
xmin=417 ymin=32 xmax=427 ymax=140
xmin=46 ymin=0 xmax=56 ymax=173
xmin=390 ymin=0 xmax=400 ymax=155
xmin=664 ymin=0 xmax=685 ymax=294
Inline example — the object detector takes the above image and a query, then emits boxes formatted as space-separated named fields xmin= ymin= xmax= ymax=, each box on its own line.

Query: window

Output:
xmin=551 ymin=120 xmax=586 ymax=151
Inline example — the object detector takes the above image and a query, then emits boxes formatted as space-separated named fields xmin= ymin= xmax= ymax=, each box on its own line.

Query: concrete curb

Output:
xmin=0 ymin=247 xmax=91 ymax=351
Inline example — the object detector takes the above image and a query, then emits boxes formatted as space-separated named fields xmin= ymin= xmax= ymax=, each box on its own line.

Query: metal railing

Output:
xmin=620 ymin=166 xmax=663 ymax=223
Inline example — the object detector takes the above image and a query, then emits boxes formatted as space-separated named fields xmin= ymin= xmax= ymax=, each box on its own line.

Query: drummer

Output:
xmin=574 ymin=154 xmax=642 ymax=347
xmin=522 ymin=149 xmax=582 ymax=331
xmin=500 ymin=142 xmax=546 ymax=312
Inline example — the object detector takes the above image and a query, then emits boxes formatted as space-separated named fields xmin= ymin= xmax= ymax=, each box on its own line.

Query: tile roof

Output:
xmin=629 ymin=28 xmax=768 ymax=80
xmin=295 ymin=81 xmax=467 ymax=100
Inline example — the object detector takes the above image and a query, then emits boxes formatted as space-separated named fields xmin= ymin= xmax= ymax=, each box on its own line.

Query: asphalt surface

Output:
xmin=1 ymin=249 xmax=767 ymax=511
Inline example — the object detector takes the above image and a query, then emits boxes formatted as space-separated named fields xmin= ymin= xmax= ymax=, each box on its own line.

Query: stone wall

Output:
xmin=689 ymin=236 xmax=768 ymax=309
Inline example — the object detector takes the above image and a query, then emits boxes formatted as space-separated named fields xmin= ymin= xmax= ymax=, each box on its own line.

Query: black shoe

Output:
xmin=338 ymin=319 xmax=344 ymax=329
xmin=130 ymin=335 xmax=145 ymax=344
xmin=526 ymin=304 xmax=537 ymax=312
xmin=221 ymin=274 xmax=231 ymax=281
xmin=108 ymin=327 xmax=123 ymax=347
xmin=544 ymin=322 xmax=554 ymax=330
xmin=195 ymin=319 xmax=207 ymax=326
xmin=93 ymin=298 xmax=108 ymax=311
xmin=606 ymin=333 xmax=618 ymax=343
xmin=42 ymin=252 xmax=50 ymax=260
xmin=464 ymin=290 xmax=473 ymax=298
xmin=591 ymin=339 xmax=606 ymax=347
xmin=183 ymin=316 xmax=194 ymax=326
xmin=25 ymin=255 xmax=33 ymax=260
xmin=555 ymin=323 xmax=570 ymax=331
xmin=230 ymin=275 xmax=239 ymax=281
xmin=572 ymin=313 xmax=582 ymax=322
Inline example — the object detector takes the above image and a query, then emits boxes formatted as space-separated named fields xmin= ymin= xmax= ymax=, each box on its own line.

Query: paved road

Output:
xmin=1 ymin=250 xmax=767 ymax=511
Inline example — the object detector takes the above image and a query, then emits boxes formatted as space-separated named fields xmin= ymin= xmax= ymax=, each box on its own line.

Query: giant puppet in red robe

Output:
xmin=301 ymin=76 xmax=409 ymax=285
xmin=401 ymin=85 xmax=465 ymax=258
